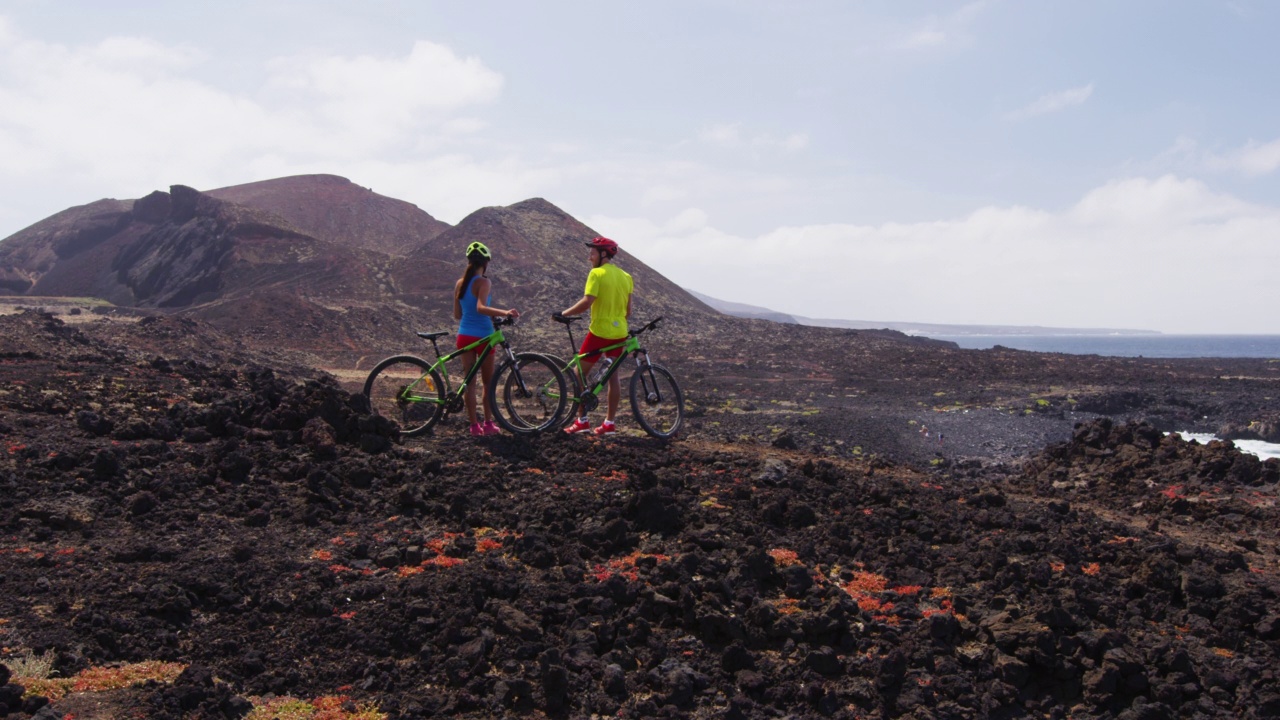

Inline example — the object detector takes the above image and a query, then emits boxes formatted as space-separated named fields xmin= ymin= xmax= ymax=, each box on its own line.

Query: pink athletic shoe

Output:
xmin=482 ymin=420 xmax=501 ymax=436
xmin=469 ymin=422 xmax=485 ymax=437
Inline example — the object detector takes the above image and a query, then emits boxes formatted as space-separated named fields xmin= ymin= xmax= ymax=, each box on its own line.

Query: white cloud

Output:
xmin=1208 ymin=137 xmax=1280 ymax=176
xmin=0 ymin=19 xmax=506 ymax=210
xmin=1005 ymin=83 xmax=1094 ymax=121
xmin=600 ymin=175 xmax=1280 ymax=333
xmin=779 ymin=133 xmax=809 ymax=151
xmin=1154 ymin=135 xmax=1280 ymax=178
xmin=893 ymin=1 xmax=991 ymax=51
xmin=902 ymin=29 xmax=948 ymax=49
xmin=640 ymin=185 xmax=687 ymax=206
xmin=264 ymin=40 xmax=502 ymax=140
xmin=700 ymin=123 xmax=742 ymax=147
xmin=698 ymin=123 xmax=808 ymax=152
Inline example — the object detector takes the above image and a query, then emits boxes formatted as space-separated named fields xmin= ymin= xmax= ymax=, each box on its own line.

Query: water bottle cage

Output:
xmin=586 ymin=357 xmax=613 ymax=387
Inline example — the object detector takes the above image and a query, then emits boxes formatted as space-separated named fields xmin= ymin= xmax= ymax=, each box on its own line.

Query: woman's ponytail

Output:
xmin=456 ymin=253 xmax=489 ymax=300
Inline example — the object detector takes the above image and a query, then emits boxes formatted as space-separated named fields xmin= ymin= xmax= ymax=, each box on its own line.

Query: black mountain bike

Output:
xmin=363 ymin=317 xmax=566 ymax=437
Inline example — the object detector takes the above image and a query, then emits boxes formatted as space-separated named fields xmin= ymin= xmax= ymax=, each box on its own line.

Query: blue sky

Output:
xmin=2 ymin=1 xmax=1278 ymax=332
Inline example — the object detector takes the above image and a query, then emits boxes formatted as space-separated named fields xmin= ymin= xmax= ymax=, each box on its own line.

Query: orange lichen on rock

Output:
xmin=18 ymin=661 xmax=186 ymax=700
xmin=768 ymin=548 xmax=802 ymax=566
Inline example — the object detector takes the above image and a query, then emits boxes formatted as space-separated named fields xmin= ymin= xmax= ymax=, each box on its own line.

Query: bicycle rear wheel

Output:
xmin=629 ymin=364 xmax=684 ymax=438
xmin=363 ymin=355 xmax=445 ymax=437
xmin=490 ymin=353 xmax=568 ymax=435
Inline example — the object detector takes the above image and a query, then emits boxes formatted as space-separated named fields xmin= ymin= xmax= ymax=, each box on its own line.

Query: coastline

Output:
xmin=1173 ymin=431 xmax=1280 ymax=461
xmin=927 ymin=333 xmax=1280 ymax=358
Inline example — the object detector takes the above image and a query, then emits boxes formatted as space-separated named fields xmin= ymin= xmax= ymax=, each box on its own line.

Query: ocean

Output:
xmin=927 ymin=334 xmax=1280 ymax=359
xmin=927 ymin=335 xmax=1280 ymax=458
xmin=1173 ymin=432 xmax=1280 ymax=461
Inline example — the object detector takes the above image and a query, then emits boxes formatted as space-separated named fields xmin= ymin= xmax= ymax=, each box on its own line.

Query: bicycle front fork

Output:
xmin=632 ymin=350 xmax=662 ymax=403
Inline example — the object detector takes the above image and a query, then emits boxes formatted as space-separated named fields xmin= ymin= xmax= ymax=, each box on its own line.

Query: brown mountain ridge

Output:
xmin=0 ymin=174 xmax=718 ymax=367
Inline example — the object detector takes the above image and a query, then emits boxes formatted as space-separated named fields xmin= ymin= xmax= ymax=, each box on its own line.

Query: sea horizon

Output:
xmin=927 ymin=334 xmax=1280 ymax=359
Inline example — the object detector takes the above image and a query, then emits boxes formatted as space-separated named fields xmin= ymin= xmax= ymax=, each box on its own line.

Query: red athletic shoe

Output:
xmin=564 ymin=418 xmax=592 ymax=434
xmin=593 ymin=421 xmax=617 ymax=436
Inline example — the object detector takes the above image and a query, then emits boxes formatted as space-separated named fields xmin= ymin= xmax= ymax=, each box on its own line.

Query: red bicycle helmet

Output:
xmin=585 ymin=236 xmax=619 ymax=257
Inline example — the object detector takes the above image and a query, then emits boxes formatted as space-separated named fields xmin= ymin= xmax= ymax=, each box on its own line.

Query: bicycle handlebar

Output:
xmin=552 ymin=312 xmax=662 ymax=334
xmin=630 ymin=316 xmax=663 ymax=336
xmin=552 ymin=312 xmax=665 ymax=333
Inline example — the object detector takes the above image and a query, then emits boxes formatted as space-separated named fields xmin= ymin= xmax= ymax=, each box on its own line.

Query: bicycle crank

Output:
xmin=445 ymin=392 xmax=465 ymax=413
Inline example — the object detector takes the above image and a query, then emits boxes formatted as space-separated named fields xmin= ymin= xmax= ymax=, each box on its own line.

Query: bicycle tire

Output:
xmin=490 ymin=353 xmax=568 ymax=435
xmin=629 ymin=363 xmax=684 ymax=438
xmin=537 ymin=353 xmax=583 ymax=428
xmin=363 ymin=355 xmax=445 ymax=437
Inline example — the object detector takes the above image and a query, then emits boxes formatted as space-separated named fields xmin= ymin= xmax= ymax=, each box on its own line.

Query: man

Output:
xmin=559 ymin=236 xmax=633 ymax=435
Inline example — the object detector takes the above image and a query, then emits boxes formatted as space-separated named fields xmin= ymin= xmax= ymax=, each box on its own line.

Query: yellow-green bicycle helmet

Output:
xmin=465 ymin=241 xmax=491 ymax=260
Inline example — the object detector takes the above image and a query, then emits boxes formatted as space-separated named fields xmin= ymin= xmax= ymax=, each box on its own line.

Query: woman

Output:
xmin=453 ymin=241 xmax=519 ymax=436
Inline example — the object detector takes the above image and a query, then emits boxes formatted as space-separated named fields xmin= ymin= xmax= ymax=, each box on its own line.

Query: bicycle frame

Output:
xmin=555 ymin=318 xmax=657 ymax=406
xmin=403 ymin=324 xmax=516 ymax=411
xmin=563 ymin=335 xmax=642 ymax=397
xmin=527 ymin=314 xmax=679 ymax=436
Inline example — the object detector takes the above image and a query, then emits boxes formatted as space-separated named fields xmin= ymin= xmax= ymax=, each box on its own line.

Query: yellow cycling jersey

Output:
xmin=584 ymin=263 xmax=633 ymax=339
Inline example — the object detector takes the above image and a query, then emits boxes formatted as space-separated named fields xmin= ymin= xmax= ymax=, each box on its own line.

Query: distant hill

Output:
xmin=206 ymin=174 xmax=449 ymax=257
xmin=690 ymin=290 xmax=1159 ymax=337
xmin=395 ymin=199 xmax=716 ymax=330
xmin=0 ymin=175 xmax=720 ymax=362
xmin=0 ymin=183 xmax=400 ymax=312
xmin=687 ymin=290 xmax=797 ymax=324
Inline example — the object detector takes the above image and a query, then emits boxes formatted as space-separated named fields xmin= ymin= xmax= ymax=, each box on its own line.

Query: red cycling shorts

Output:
xmin=579 ymin=332 xmax=625 ymax=360
xmin=456 ymin=334 xmax=488 ymax=353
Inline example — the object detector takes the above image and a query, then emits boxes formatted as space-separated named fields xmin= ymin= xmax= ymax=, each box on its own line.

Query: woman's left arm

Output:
xmin=473 ymin=277 xmax=518 ymax=318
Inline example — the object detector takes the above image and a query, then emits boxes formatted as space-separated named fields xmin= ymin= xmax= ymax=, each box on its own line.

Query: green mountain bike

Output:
xmin=526 ymin=314 xmax=684 ymax=438
xmin=363 ymin=317 xmax=567 ymax=437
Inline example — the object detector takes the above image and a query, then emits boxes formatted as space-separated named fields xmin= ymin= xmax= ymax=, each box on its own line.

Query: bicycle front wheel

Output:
xmin=490 ymin=353 xmax=568 ymax=435
xmin=538 ymin=353 xmax=583 ymax=428
xmin=630 ymin=364 xmax=684 ymax=438
xmin=363 ymin=355 xmax=445 ymax=437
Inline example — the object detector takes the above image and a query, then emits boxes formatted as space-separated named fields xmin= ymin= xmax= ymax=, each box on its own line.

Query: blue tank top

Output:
xmin=458 ymin=276 xmax=494 ymax=338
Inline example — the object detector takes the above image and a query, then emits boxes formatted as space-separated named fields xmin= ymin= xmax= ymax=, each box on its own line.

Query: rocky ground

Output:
xmin=1 ymin=310 xmax=1279 ymax=719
